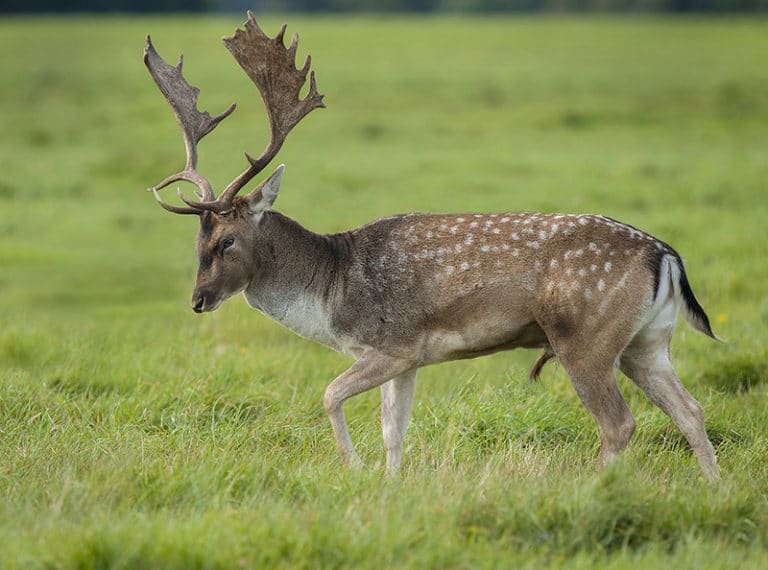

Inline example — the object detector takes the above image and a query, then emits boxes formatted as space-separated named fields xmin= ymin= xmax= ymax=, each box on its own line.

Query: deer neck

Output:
xmin=242 ymin=211 xmax=348 ymax=349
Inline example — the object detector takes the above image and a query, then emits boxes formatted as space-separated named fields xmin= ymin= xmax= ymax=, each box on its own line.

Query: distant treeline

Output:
xmin=2 ymin=0 xmax=767 ymax=12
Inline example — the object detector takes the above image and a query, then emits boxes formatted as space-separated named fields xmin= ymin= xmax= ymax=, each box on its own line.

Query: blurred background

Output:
xmin=3 ymin=0 xmax=768 ymax=13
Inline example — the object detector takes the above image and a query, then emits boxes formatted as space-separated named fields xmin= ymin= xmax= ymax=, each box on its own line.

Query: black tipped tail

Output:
xmin=676 ymin=258 xmax=719 ymax=341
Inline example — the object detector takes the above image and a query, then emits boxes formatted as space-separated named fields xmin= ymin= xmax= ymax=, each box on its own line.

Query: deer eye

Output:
xmin=222 ymin=237 xmax=235 ymax=250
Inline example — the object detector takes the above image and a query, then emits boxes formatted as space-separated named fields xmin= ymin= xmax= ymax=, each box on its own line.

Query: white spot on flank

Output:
xmin=501 ymin=217 xmax=510 ymax=223
xmin=470 ymin=221 xmax=479 ymax=228
xmin=597 ymin=279 xmax=606 ymax=292
xmin=492 ymin=227 xmax=501 ymax=234
xmin=474 ymin=214 xmax=482 ymax=218
xmin=574 ymin=249 xmax=584 ymax=257
xmin=460 ymin=262 xmax=470 ymax=271
xmin=534 ymin=260 xmax=543 ymax=272
xmin=511 ymin=248 xmax=519 ymax=257
xmin=568 ymin=221 xmax=576 ymax=228
xmin=502 ymin=244 xmax=509 ymax=250
xmin=456 ymin=217 xmax=465 ymax=223
xmin=604 ymin=261 xmax=612 ymax=272
xmin=425 ymin=231 xmax=433 ymax=238
xmin=550 ymin=223 xmax=559 ymax=233
xmin=538 ymin=231 xmax=547 ymax=240
xmin=449 ymin=225 xmax=458 ymax=234
xmin=584 ymin=288 xmax=592 ymax=300
xmin=578 ymin=217 xmax=588 ymax=225
xmin=550 ymin=258 xmax=558 ymax=268
xmin=511 ymin=232 xmax=519 ymax=240
xmin=440 ymin=224 xmax=448 ymax=231
xmin=566 ymin=267 xmax=573 ymax=276
xmin=578 ymin=268 xmax=587 ymax=277
xmin=481 ymin=245 xmax=490 ymax=252
xmin=564 ymin=250 xmax=573 ymax=260
xmin=445 ymin=266 xmax=455 ymax=275
xmin=464 ymin=234 xmax=474 ymax=245
xmin=590 ymin=264 xmax=597 ymax=272
xmin=526 ymin=241 xmax=540 ymax=249
xmin=455 ymin=244 xmax=462 ymax=253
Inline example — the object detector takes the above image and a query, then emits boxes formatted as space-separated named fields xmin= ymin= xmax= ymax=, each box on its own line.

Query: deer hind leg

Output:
xmin=620 ymin=337 xmax=719 ymax=481
xmin=380 ymin=369 xmax=418 ymax=475
xmin=540 ymin=314 xmax=637 ymax=468
xmin=557 ymin=354 xmax=637 ymax=469
xmin=323 ymin=351 xmax=415 ymax=468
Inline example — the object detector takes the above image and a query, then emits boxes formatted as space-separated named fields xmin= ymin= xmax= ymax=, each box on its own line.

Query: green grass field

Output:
xmin=1 ymin=14 xmax=767 ymax=569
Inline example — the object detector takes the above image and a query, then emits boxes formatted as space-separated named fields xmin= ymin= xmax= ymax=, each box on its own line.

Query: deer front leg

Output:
xmin=381 ymin=369 xmax=418 ymax=475
xmin=323 ymin=351 xmax=415 ymax=468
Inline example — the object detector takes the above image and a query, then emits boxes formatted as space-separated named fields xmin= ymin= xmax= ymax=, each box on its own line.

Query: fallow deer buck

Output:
xmin=144 ymin=13 xmax=720 ymax=480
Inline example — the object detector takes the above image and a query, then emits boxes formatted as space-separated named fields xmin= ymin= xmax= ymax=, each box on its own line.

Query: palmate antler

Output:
xmin=145 ymin=12 xmax=325 ymax=215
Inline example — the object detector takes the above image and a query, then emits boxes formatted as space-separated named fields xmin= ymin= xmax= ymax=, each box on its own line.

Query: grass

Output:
xmin=1 ymin=14 xmax=767 ymax=569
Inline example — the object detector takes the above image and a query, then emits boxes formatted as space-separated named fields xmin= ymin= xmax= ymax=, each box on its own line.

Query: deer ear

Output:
xmin=245 ymin=164 xmax=284 ymax=214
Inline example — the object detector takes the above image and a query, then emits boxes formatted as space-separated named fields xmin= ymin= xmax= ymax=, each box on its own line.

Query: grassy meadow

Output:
xmin=1 ymin=14 xmax=767 ymax=568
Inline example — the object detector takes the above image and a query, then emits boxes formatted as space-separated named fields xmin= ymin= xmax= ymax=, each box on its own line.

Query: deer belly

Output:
xmin=423 ymin=318 xmax=549 ymax=363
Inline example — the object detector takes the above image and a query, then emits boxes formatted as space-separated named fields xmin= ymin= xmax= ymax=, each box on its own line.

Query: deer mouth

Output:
xmin=191 ymin=295 xmax=223 ymax=313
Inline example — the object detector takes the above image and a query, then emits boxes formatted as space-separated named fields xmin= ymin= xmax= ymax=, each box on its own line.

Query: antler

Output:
xmin=143 ymin=35 xmax=236 ymax=213
xmin=145 ymin=13 xmax=324 ymax=215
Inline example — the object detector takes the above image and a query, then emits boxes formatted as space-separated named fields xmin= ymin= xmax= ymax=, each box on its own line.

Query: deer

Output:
xmin=143 ymin=13 xmax=720 ymax=481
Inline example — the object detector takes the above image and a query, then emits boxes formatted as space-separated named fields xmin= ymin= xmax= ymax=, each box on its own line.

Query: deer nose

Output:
xmin=191 ymin=296 xmax=205 ymax=313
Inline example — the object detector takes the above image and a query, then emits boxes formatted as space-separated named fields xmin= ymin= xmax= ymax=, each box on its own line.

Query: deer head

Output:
xmin=144 ymin=13 xmax=324 ymax=312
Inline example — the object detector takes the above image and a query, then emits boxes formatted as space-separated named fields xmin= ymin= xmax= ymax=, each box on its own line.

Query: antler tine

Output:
xmin=203 ymin=12 xmax=325 ymax=210
xmin=144 ymin=35 xmax=236 ymax=209
xmin=148 ymin=187 xmax=205 ymax=215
